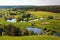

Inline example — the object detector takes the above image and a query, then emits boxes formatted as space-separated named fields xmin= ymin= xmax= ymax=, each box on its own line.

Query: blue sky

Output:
xmin=0 ymin=0 xmax=60 ymax=6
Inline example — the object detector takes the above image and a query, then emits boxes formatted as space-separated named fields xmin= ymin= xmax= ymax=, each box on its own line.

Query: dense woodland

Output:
xmin=17 ymin=6 xmax=60 ymax=13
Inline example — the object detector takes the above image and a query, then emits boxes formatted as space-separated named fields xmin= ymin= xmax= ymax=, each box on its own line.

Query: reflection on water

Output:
xmin=26 ymin=27 xmax=44 ymax=34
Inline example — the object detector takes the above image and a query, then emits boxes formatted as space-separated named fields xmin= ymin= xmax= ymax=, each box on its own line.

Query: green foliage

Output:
xmin=28 ymin=30 xmax=34 ymax=35
xmin=47 ymin=16 xmax=53 ymax=19
xmin=1 ymin=24 xmax=22 ymax=36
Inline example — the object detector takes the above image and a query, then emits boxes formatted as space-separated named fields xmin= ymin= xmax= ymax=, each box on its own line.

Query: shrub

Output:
xmin=28 ymin=30 xmax=34 ymax=35
xmin=1 ymin=24 xmax=22 ymax=36
xmin=47 ymin=16 xmax=53 ymax=19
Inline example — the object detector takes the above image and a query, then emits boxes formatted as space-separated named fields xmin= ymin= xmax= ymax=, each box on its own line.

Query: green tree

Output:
xmin=2 ymin=24 xmax=22 ymax=36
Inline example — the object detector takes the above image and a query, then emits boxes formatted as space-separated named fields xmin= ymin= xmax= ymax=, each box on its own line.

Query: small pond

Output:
xmin=26 ymin=27 xmax=60 ymax=37
xmin=7 ymin=19 xmax=16 ymax=22
xmin=26 ymin=27 xmax=44 ymax=34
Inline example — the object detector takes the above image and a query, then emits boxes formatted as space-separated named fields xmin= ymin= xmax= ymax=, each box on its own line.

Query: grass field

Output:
xmin=28 ymin=11 xmax=60 ymax=18
xmin=0 ymin=19 xmax=60 ymax=33
xmin=0 ymin=11 xmax=60 ymax=40
xmin=0 ymin=35 xmax=60 ymax=40
xmin=0 ymin=11 xmax=60 ymax=32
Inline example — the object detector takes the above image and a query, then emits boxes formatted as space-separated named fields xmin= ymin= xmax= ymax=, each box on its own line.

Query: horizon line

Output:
xmin=0 ymin=5 xmax=60 ymax=6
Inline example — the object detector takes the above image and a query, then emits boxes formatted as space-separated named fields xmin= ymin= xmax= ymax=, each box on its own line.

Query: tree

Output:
xmin=2 ymin=24 xmax=22 ymax=36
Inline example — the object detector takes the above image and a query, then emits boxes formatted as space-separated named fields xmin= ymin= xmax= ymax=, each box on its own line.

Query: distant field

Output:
xmin=0 ymin=35 xmax=60 ymax=40
xmin=28 ymin=11 xmax=60 ymax=18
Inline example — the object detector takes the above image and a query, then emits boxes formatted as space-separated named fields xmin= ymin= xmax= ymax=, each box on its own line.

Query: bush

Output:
xmin=47 ymin=16 xmax=53 ymax=19
xmin=1 ymin=24 xmax=22 ymax=36
xmin=28 ymin=30 xmax=34 ymax=35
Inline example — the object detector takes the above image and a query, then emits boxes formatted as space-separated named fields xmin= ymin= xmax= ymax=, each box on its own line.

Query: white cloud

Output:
xmin=0 ymin=0 xmax=60 ymax=6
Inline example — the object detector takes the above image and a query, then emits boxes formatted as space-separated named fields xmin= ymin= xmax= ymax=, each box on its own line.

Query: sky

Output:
xmin=0 ymin=0 xmax=60 ymax=6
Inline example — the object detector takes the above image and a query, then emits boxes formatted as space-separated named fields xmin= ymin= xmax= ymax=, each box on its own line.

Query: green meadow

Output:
xmin=28 ymin=11 xmax=60 ymax=18
xmin=0 ymin=11 xmax=60 ymax=40
xmin=0 ymin=35 xmax=60 ymax=40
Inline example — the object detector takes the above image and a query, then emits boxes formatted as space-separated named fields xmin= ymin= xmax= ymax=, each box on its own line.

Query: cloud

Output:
xmin=0 ymin=0 xmax=60 ymax=6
